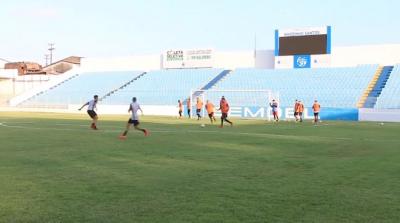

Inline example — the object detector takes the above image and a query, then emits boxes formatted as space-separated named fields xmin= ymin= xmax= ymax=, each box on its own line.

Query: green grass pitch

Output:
xmin=0 ymin=112 xmax=400 ymax=222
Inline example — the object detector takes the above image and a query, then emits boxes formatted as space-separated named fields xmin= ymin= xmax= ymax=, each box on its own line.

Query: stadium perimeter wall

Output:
xmin=1 ymin=105 xmax=400 ymax=122
xmin=359 ymin=108 xmax=400 ymax=122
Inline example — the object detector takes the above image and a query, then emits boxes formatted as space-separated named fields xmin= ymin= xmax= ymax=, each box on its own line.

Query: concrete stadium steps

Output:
xmin=191 ymin=70 xmax=231 ymax=99
xmin=374 ymin=64 xmax=400 ymax=109
xmin=19 ymin=71 xmax=143 ymax=107
xmin=101 ymin=68 xmax=224 ymax=105
xmin=357 ymin=66 xmax=383 ymax=107
xmin=363 ymin=66 xmax=394 ymax=108
xmin=18 ymin=73 xmax=80 ymax=106
xmin=357 ymin=66 xmax=394 ymax=108
xmin=99 ymin=72 xmax=147 ymax=101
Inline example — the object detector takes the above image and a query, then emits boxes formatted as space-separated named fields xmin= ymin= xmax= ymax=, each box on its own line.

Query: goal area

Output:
xmin=189 ymin=89 xmax=280 ymax=120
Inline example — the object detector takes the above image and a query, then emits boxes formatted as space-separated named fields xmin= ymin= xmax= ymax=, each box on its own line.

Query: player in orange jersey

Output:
xmin=205 ymin=100 xmax=216 ymax=123
xmin=218 ymin=96 xmax=233 ymax=128
xmin=298 ymin=100 xmax=305 ymax=122
xmin=196 ymin=97 xmax=203 ymax=120
xmin=312 ymin=100 xmax=321 ymax=123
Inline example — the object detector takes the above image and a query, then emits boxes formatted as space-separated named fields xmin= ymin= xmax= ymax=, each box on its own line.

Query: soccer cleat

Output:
xmin=218 ymin=125 xmax=223 ymax=128
xmin=118 ymin=135 xmax=127 ymax=140
xmin=144 ymin=129 xmax=149 ymax=136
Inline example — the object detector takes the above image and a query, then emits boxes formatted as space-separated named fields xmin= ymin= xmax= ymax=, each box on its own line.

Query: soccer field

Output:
xmin=0 ymin=112 xmax=399 ymax=222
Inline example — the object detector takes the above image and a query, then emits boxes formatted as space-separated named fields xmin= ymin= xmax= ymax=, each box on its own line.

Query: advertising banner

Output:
xmin=185 ymin=106 xmax=358 ymax=121
xmin=163 ymin=49 xmax=214 ymax=69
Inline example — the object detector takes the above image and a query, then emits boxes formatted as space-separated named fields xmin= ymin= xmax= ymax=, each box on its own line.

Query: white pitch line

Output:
xmin=0 ymin=121 xmax=355 ymax=141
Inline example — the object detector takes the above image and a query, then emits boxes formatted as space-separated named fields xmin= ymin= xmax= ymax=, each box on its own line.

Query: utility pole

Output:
xmin=48 ymin=43 xmax=55 ymax=64
xmin=44 ymin=54 xmax=49 ymax=66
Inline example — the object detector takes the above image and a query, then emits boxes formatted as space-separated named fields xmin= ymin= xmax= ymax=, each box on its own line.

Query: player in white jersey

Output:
xmin=78 ymin=95 xmax=99 ymax=130
xmin=119 ymin=97 xmax=149 ymax=139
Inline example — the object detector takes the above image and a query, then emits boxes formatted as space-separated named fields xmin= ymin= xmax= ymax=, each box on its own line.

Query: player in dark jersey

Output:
xmin=269 ymin=99 xmax=279 ymax=122
xmin=178 ymin=100 xmax=183 ymax=118
xmin=187 ymin=97 xmax=191 ymax=118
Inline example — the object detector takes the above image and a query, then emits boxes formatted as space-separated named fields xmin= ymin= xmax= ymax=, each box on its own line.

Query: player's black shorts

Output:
xmin=221 ymin=113 xmax=228 ymax=119
xmin=196 ymin=109 xmax=201 ymax=113
xmin=87 ymin=110 xmax=97 ymax=119
xmin=299 ymin=112 xmax=303 ymax=116
xmin=128 ymin=119 xmax=139 ymax=126
xmin=314 ymin=112 xmax=319 ymax=116
xmin=208 ymin=112 xmax=214 ymax=118
xmin=294 ymin=112 xmax=299 ymax=116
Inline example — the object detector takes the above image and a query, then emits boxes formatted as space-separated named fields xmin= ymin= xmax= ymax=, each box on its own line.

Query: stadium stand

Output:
xmin=375 ymin=65 xmax=400 ymax=109
xmin=209 ymin=65 xmax=379 ymax=108
xmin=17 ymin=65 xmax=390 ymax=109
xmin=21 ymin=71 xmax=143 ymax=107
xmin=102 ymin=68 xmax=223 ymax=105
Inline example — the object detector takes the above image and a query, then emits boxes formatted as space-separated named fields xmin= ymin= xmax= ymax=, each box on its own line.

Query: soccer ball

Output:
xmin=201 ymin=124 xmax=205 ymax=128
xmin=380 ymin=122 xmax=384 ymax=126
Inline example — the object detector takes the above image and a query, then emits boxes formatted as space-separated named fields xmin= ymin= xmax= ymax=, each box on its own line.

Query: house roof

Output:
xmin=44 ymin=56 xmax=82 ymax=68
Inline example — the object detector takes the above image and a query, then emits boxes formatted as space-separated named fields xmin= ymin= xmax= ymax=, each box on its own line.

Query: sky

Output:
xmin=1 ymin=0 xmax=399 ymax=64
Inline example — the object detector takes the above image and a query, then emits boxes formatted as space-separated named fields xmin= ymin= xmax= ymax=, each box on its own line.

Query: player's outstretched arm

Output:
xmin=139 ymin=106 xmax=144 ymax=115
xmin=78 ymin=102 xmax=89 ymax=111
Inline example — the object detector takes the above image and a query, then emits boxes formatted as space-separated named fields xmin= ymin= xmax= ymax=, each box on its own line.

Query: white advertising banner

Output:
xmin=163 ymin=49 xmax=214 ymax=69
xmin=274 ymin=56 xmax=293 ymax=69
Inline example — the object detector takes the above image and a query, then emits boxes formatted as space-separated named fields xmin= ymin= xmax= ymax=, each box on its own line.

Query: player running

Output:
xmin=218 ymin=96 xmax=233 ymax=128
xmin=298 ymin=100 xmax=305 ymax=122
xmin=187 ymin=97 xmax=191 ymax=118
xmin=78 ymin=95 xmax=99 ymax=130
xmin=178 ymin=100 xmax=183 ymax=118
xmin=269 ymin=99 xmax=279 ymax=122
xmin=196 ymin=97 xmax=203 ymax=120
xmin=119 ymin=97 xmax=149 ymax=140
xmin=205 ymin=100 xmax=216 ymax=123
xmin=312 ymin=100 xmax=321 ymax=123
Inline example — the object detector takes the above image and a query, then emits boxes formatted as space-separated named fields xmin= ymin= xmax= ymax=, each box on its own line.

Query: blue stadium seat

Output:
xmin=211 ymin=65 xmax=378 ymax=108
